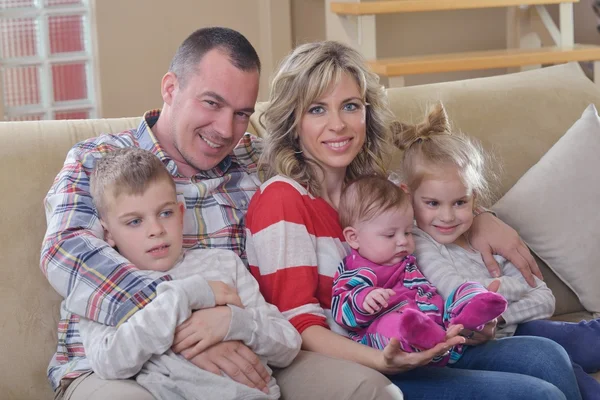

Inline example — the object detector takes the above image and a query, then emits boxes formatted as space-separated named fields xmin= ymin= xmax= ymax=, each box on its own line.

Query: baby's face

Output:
xmin=101 ymin=178 xmax=184 ymax=272
xmin=352 ymin=204 xmax=415 ymax=266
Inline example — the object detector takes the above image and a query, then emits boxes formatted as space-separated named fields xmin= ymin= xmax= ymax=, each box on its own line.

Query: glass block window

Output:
xmin=0 ymin=0 xmax=97 ymax=120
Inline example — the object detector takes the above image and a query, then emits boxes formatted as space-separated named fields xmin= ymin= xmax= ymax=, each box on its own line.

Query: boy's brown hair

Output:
xmin=339 ymin=175 xmax=411 ymax=229
xmin=90 ymin=147 xmax=175 ymax=217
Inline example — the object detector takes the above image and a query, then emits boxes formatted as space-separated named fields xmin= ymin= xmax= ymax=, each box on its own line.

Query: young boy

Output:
xmin=331 ymin=175 xmax=507 ymax=366
xmin=80 ymin=147 xmax=301 ymax=400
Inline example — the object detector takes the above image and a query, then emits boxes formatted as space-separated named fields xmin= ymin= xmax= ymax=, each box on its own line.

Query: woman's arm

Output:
xmin=301 ymin=324 xmax=465 ymax=374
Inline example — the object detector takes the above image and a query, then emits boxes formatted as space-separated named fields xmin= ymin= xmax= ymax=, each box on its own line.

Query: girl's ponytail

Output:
xmin=392 ymin=102 xmax=450 ymax=150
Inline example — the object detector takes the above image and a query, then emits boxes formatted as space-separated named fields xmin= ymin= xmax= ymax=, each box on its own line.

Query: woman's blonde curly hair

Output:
xmin=259 ymin=41 xmax=394 ymax=196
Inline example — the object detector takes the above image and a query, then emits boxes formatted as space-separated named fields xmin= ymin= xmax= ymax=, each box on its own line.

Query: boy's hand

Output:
xmin=363 ymin=288 xmax=396 ymax=314
xmin=173 ymin=306 xmax=232 ymax=358
xmin=207 ymin=281 xmax=243 ymax=308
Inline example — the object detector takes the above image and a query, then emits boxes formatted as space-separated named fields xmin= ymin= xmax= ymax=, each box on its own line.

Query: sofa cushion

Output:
xmin=0 ymin=117 xmax=140 ymax=399
xmin=493 ymin=104 xmax=600 ymax=316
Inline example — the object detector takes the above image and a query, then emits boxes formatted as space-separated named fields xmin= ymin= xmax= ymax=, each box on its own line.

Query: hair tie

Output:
xmin=408 ymin=136 xmax=428 ymax=147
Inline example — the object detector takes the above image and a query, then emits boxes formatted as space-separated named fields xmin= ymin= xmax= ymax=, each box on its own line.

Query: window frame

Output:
xmin=0 ymin=0 xmax=99 ymax=120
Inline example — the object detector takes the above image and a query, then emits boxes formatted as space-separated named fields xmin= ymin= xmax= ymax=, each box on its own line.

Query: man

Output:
xmin=42 ymin=27 xmax=540 ymax=400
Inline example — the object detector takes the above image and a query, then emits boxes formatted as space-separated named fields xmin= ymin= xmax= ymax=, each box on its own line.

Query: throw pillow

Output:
xmin=493 ymin=104 xmax=600 ymax=315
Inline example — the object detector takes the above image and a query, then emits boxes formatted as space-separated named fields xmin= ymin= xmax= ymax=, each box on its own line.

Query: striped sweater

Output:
xmin=245 ymin=175 xmax=349 ymax=336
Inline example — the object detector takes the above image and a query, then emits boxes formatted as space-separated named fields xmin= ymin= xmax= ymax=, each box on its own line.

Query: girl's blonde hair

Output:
xmin=259 ymin=41 xmax=394 ymax=195
xmin=394 ymin=103 xmax=497 ymax=206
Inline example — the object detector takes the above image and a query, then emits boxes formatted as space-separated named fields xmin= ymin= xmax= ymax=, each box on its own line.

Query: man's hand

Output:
xmin=187 ymin=341 xmax=271 ymax=394
xmin=363 ymin=288 xmax=396 ymax=314
xmin=172 ymin=306 xmax=232 ymax=358
xmin=469 ymin=212 xmax=542 ymax=287
xmin=377 ymin=324 xmax=465 ymax=374
xmin=207 ymin=281 xmax=243 ymax=308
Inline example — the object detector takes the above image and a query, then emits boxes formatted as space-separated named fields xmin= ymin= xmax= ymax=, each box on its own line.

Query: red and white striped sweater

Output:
xmin=245 ymin=175 xmax=349 ymax=335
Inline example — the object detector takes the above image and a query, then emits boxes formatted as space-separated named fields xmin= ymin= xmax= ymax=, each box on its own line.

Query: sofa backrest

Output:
xmin=0 ymin=118 xmax=139 ymax=399
xmin=384 ymin=63 xmax=600 ymax=198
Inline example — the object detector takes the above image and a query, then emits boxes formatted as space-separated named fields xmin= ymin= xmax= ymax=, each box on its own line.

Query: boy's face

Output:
xmin=345 ymin=204 xmax=416 ymax=266
xmin=101 ymin=178 xmax=184 ymax=272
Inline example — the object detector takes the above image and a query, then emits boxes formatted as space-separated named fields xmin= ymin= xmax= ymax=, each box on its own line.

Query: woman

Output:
xmin=245 ymin=41 xmax=581 ymax=400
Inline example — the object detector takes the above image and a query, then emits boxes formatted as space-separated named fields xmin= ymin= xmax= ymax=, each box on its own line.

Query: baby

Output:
xmin=331 ymin=175 xmax=507 ymax=365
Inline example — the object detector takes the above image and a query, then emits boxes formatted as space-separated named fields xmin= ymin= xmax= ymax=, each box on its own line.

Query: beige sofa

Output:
xmin=1 ymin=62 xmax=599 ymax=400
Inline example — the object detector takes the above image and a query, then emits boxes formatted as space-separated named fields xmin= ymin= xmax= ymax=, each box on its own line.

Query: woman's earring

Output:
xmin=294 ymin=149 xmax=303 ymax=154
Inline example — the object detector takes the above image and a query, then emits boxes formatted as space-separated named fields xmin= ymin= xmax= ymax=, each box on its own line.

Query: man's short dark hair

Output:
xmin=169 ymin=27 xmax=261 ymax=86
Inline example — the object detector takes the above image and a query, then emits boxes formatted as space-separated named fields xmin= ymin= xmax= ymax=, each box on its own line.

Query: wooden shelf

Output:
xmin=331 ymin=0 xmax=579 ymax=15
xmin=368 ymin=44 xmax=600 ymax=76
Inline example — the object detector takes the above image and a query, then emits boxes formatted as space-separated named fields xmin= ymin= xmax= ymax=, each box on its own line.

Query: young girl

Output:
xmin=397 ymin=102 xmax=600 ymax=400
xmin=244 ymin=39 xmax=581 ymax=400
xmin=332 ymin=175 xmax=507 ymax=366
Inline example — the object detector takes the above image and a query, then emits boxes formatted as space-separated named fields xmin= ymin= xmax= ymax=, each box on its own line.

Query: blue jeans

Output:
xmin=388 ymin=336 xmax=581 ymax=400
xmin=515 ymin=319 xmax=600 ymax=400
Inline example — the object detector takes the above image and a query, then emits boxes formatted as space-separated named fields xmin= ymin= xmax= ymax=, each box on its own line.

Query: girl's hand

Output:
xmin=458 ymin=319 xmax=498 ymax=347
xmin=377 ymin=324 xmax=465 ymax=374
xmin=363 ymin=288 xmax=396 ymax=314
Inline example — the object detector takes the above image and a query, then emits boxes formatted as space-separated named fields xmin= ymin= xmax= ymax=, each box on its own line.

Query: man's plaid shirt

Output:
xmin=41 ymin=110 xmax=262 ymax=390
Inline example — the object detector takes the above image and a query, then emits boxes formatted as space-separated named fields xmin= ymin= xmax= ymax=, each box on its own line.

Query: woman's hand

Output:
xmin=172 ymin=306 xmax=232 ymax=359
xmin=469 ymin=212 xmax=542 ymax=287
xmin=377 ymin=324 xmax=466 ymax=374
